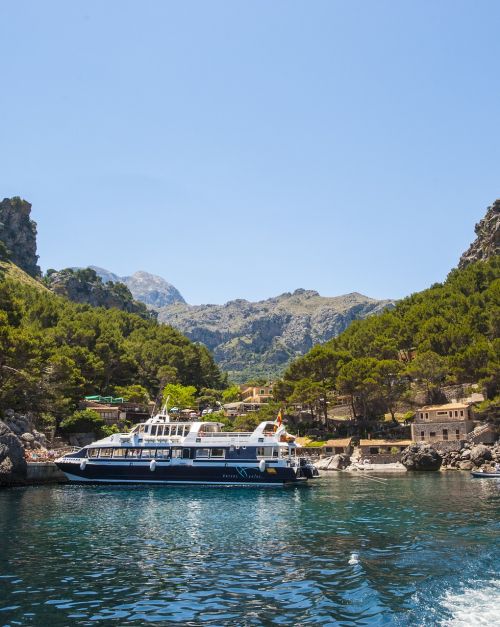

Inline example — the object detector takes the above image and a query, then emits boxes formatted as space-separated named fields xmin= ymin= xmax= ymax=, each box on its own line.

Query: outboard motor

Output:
xmin=299 ymin=457 xmax=319 ymax=479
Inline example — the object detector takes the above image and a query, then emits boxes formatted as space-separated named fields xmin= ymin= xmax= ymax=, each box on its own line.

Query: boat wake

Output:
xmin=439 ymin=580 xmax=500 ymax=626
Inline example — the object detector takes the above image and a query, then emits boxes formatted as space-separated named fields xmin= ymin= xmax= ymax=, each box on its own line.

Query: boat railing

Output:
xmin=199 ymin=432 xmax=253 ymax=438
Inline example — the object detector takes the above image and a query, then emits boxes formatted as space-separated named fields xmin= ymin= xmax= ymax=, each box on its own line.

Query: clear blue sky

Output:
xmin=1 ymin=0 xmax=499 ymax=304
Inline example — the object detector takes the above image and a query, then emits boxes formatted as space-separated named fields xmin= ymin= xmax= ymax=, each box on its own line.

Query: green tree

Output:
xmin=162 ymin=383 xmax=197 ymax=409
xmin=406 ymin=351 xmax=448 ymax=403
xmin=337 ymin=357 xmax=379 ymax=420
xmin=114 ymin=384 xmax=150 ymax=404
xmin=59 ymin=409 xmax=106 ymax=437
xmin=222 ymin=385 xmax=241 ymax=403
xmin=373 ymin=359 xmax=407 ymax=420
xmin=288 ymin=378 xmax=324 ymax=421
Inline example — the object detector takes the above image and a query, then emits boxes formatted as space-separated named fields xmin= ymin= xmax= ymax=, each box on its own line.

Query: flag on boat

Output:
xmin=276 ymin=409 xmax=283 ymax=427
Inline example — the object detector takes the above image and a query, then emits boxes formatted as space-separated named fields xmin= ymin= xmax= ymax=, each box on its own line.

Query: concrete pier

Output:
xmin=26 ymin=462 xmax=67 ymax=484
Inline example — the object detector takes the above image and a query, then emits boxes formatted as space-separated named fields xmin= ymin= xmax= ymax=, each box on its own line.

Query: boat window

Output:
xmin=100 ymin=448 xmax=113 ymax=458
xmin=171 ymin=448 xmax=183 ymax=458
xmin=150 ymin=425 xmax=157 ymax=436
xmin=210 ymin=448 xmax=225 ymax=458
xmin=126 ymin=448 xmax=141 ymax=458
xmin=182 ymin=448 xmax=191 ymax=459
xmin=112 ymin=448 xmax=127 ymax=458
xmin=141 ymin=449 xmax=156 ymax=458
xmin=196 ymin=448 xmax=210 ymax=458
xmin=183 ymin=425 xmax=191 ymax=436
xmin=88 ymin=448 xmax=99 ymax=458
xmin=156 ymin=448 xmax=170 ymax=459
xmin=257 ymin=447 xmax=275 ymax=458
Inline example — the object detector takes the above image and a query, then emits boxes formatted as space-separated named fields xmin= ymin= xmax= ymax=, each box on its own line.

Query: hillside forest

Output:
xmin=0 ymin=263 xmax=226 ymax=430
xmin=274 ymin=257 xmax=499 ymax=424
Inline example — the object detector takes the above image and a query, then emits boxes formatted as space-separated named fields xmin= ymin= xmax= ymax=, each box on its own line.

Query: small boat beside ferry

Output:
xmin=55 ymin=406 xmax=318 ymax=486
xmin=471 ymin=470 xmax=500 ymax=478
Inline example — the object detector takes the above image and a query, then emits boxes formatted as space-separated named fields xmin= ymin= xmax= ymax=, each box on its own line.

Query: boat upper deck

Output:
xmin=89 ymin=414 xmax=295 ymax=449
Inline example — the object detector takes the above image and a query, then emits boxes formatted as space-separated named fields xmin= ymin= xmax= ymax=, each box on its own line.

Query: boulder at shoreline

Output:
xmin=401 ymin=443 xmax=442 ymax=471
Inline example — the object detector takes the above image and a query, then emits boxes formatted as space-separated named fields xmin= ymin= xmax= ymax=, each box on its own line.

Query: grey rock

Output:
xmin=470 ymin=444 xmax=492 ymax=466
xmin=401 ymin=443 xmax=442 ymax=471
xmin=45 ymin=268 xmax=153 ymax=319
xmin=459 ymin=199 xmax=500 ymax=268
xmin=0 ymin=197 xmax=41 ymax=277
xmin=0 ymin=420 xmax=27 ymax=486
xmin=329 ymin=454 xmax=351 ymax=470
xmin=21 ymin=432 xmax=35 ymax=443
xmin=458 ymin=461 xmax=473 ymax=471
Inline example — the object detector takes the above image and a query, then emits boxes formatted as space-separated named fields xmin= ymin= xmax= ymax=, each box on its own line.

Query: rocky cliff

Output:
xmin=44 ymin=267 xmax=154 ymax=319
xmin=88 ymin=266 xmax=185 ymax=307
xmin=459 ymin=199 xmax=500 ymax=268
xmin=157 ymin=290 xmax=394 ymax=381
xmin=0 ymin=197 xmax=41 ymax=277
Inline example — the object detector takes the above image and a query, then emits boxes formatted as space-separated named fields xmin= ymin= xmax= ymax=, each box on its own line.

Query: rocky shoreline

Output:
xmin=0 ymin=411 xmax=65 ymax=487
xmin=315 ymin=441 xmax=500 ymax=474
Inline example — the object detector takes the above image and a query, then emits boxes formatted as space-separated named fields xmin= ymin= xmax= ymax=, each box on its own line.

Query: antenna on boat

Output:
xmin=150 ymin=399 xmax=157 ymax=418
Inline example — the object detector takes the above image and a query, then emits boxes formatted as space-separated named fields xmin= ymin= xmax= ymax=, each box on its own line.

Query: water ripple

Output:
xmin=0 ymin=474 xmax=498 ymax=625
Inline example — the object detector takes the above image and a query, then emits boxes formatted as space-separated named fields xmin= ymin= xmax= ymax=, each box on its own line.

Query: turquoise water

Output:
xmin=0 ymin=473 xmax=499 ymax=626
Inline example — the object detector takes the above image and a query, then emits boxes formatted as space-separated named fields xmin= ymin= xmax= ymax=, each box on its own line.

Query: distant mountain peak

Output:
xmin=88 ymin=266 xmax=185 ymax=307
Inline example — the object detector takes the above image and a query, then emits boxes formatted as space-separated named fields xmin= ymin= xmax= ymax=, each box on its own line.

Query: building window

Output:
xmin=420 ymin=431 xmax=425 ymax=439
xmin=460 ymin=410 xmax=464 ymax=417
xmin=456 ymin=429 xmax=460 ymax=440
xmin=425 ymin=413 xmax=429 ymax=419
xmin=430 ymin=432 xmax=436 ymax=438
xmin=443 ymin=429 xmax=448 ymax=441
xmin=369 ymin=447 xmax=379 ymax=455
xmin=454 ymin=411 xmax=458 ymax=417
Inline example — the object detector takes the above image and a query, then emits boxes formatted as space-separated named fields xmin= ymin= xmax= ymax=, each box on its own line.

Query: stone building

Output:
xmin=240 ymin=384 xmax=273 ymax=404
xmin=411 ymin=403 xmax=474 ymax=443
xmin=359 ymin=439 xmax=413 ymax=463
xmin=296 ymin=437 xmax=353 ymax=458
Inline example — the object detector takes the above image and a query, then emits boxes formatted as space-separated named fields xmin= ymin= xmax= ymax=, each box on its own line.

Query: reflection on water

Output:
xmin=0 ymin=474 xmax=498 ymax=625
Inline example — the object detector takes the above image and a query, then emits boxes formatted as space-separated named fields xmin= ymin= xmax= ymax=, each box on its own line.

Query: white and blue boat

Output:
xmin=55 ymin=405 xmax=318 ymax=486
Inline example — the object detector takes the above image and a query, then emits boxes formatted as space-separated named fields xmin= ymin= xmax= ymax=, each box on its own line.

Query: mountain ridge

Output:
xmin=156 ymin=289 xmax=394 ymax=381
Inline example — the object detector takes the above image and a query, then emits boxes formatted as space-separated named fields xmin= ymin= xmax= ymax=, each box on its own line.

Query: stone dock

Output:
xmin=26 ymin=462 xmax=67 ymax=484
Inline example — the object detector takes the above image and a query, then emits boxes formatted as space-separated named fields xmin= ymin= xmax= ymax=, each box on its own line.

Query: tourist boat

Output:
xmin=55 ymin=406 xmax=319 ymax=486
xmin=471 ymin=470 xmax=500 ymax=478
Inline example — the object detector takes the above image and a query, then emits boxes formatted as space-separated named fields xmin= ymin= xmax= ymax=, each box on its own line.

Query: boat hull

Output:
xmin=55 ymin=460 xmax=308 ymax=486
xmin=471 ymin=471 xmax=500 ymax=478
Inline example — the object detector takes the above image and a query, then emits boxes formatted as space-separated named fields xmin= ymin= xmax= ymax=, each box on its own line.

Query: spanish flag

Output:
xmin=276 ymin=409 xmax=283 ymax=427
